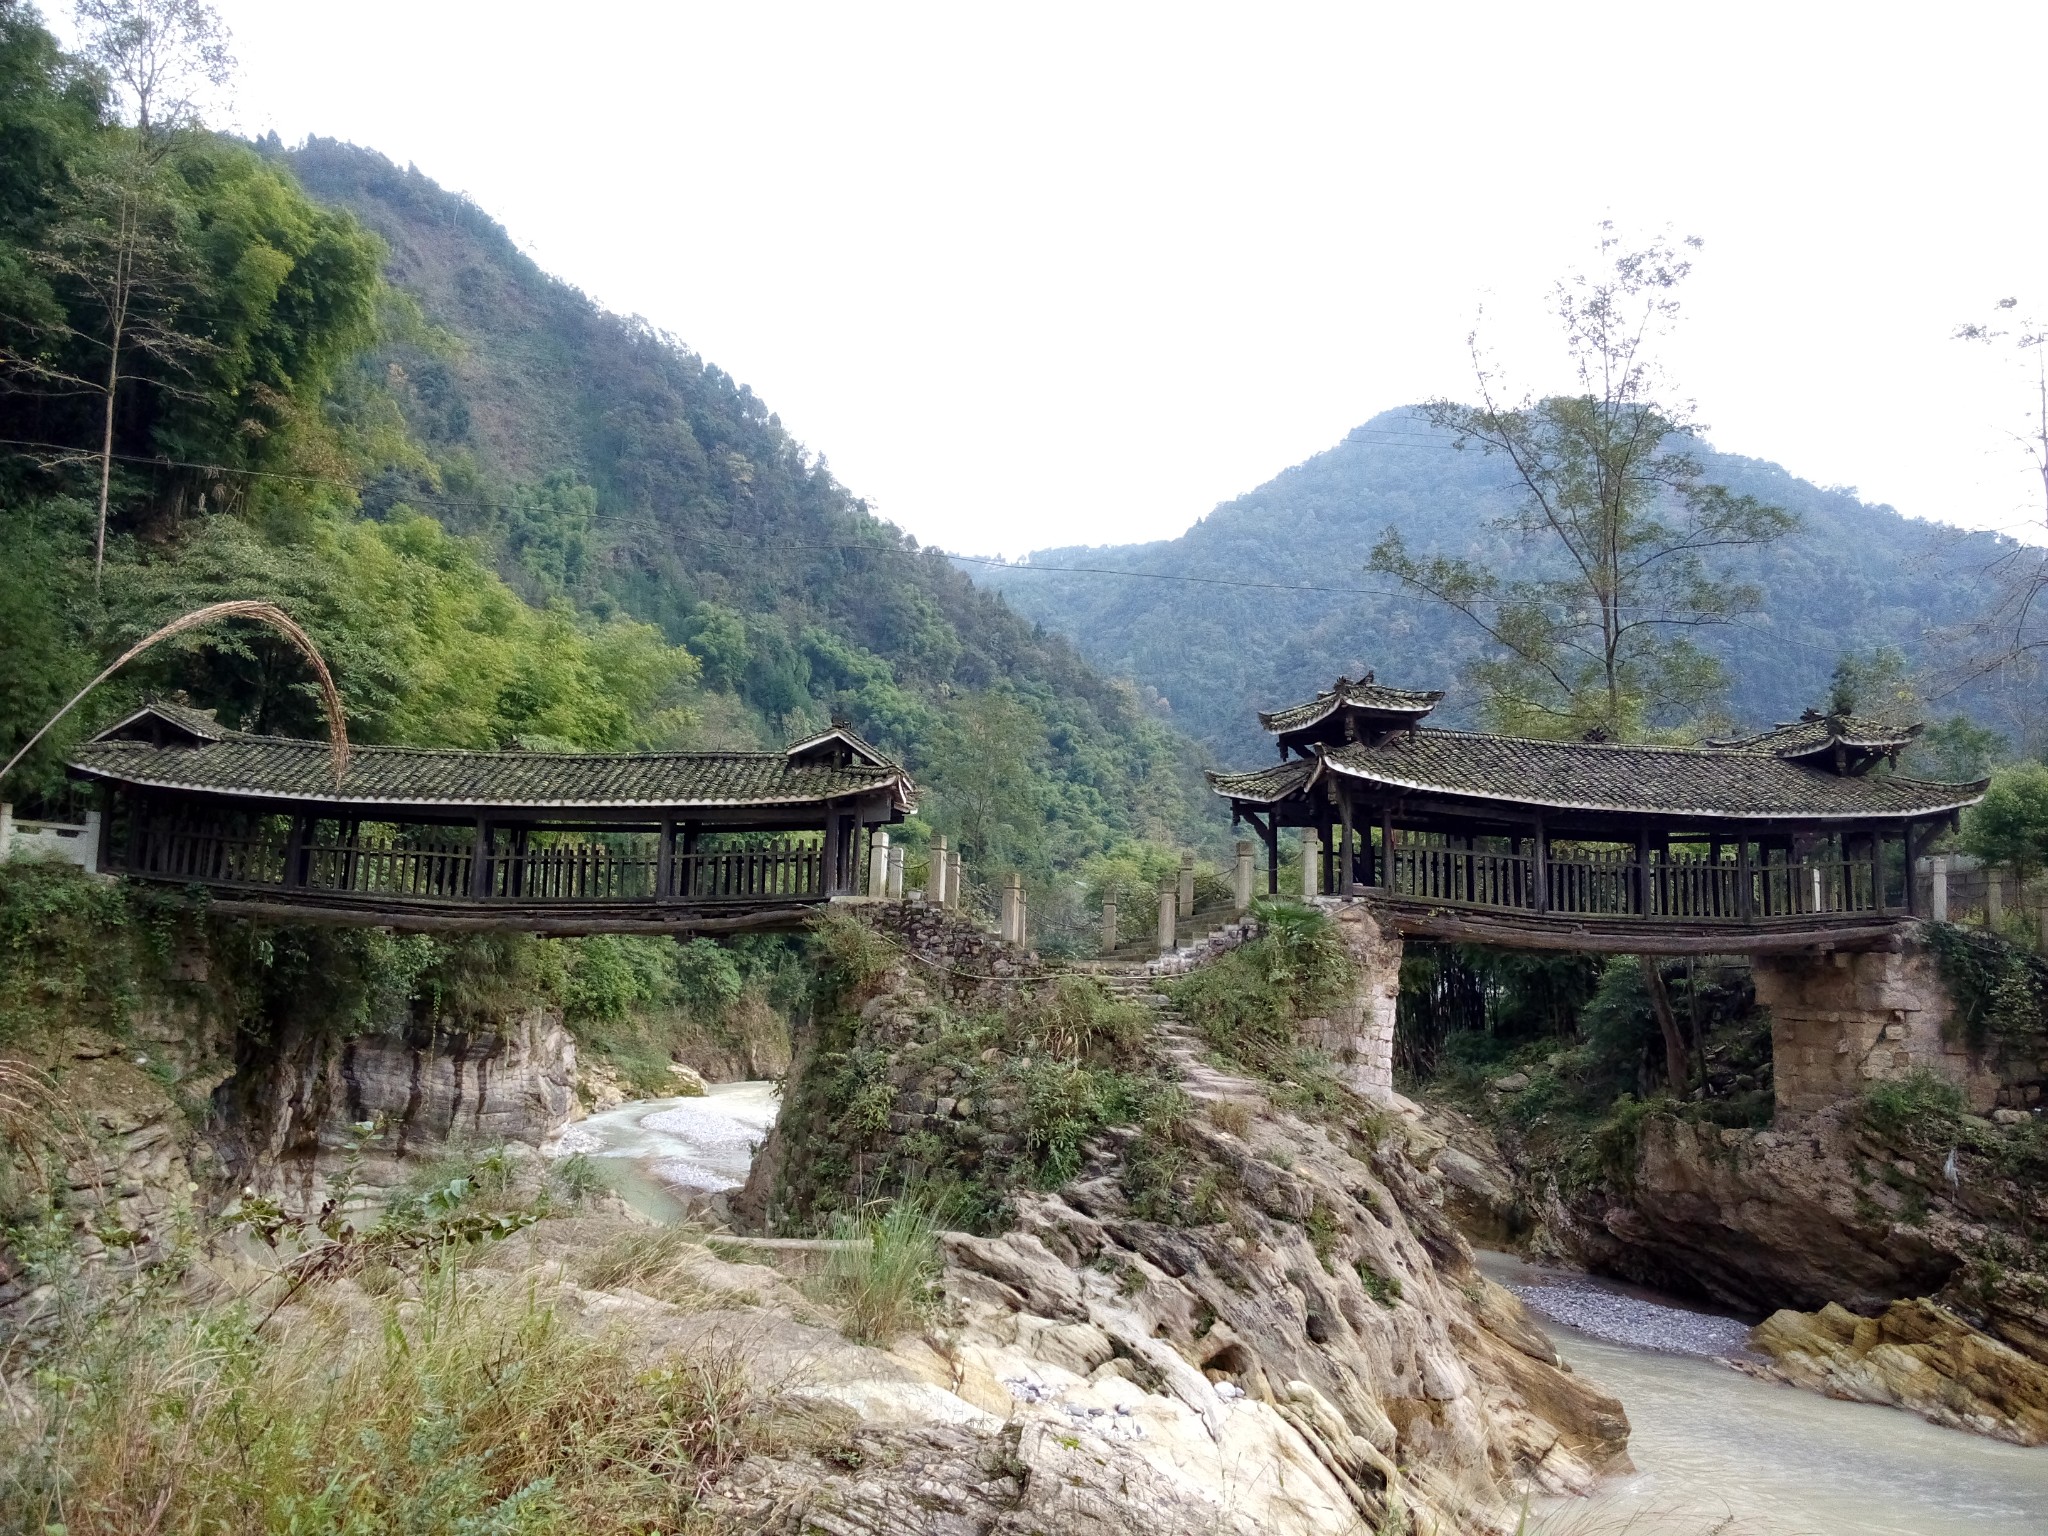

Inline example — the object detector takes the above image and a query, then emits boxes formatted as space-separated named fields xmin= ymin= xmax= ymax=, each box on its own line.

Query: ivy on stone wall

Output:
xmin=1926 ymin=923 xmax=2048 ymax=1052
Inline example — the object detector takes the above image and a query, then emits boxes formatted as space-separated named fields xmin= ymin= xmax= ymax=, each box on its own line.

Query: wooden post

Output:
xmin=470 ymin=817 xmax=492 ymax=899
xmin=1157 ymin=878 xmax=1178 ymax=953
xmin=1381 ymin=803 xmax=1395 ymax=893
xmin=1533 ymin=812 xmax=1548 ymax=912
xmin=1635 ymin=823 xmax=1650 ymax=918
xmin=657 ymin=815 xmax=676 ymax=900
xmin=1338 ymin=791 xmax=1355 ymax=895
xmin=284 ymin=813 xmax=308 ymax=888
xmin=1902 ymin=821 xmax=1918 ymax=915
xmin=124 ymin=790 xmax=145 ymax=874
xmin=1263 ymin=816 xmax=1279 ymax=896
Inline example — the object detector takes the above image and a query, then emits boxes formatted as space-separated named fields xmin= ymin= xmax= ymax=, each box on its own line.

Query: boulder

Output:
xmin=1750 ymin=1297 xmax=2048 ymax=1445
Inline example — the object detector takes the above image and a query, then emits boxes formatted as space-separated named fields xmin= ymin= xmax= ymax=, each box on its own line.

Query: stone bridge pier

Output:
xmin=1753 ymin=935 xmax=1999 ymax=1119
xmin=1299 ymin=901 xmax=1402 ymax=1101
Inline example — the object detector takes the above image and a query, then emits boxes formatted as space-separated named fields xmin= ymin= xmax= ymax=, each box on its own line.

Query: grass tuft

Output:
xmin=814 ymin=1198 xmax=941 ymax=1346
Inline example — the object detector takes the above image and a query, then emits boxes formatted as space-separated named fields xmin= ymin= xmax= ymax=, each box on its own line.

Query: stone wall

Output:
xmin=1754 ymin=936 xmax=1998 ymax=1117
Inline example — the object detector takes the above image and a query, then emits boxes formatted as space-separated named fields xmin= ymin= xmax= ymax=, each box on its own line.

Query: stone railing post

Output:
xmin=1000 ymin=872 xmax=1025 ymax=944
xmin=885 ymin=842 xmax=905 ymax=899
xmin=948 ymin=851 xmax=962 ymax=910
xmin=1157 ymin=878 xmax=1177 ymax=954
xmin=1233 ymin=839 xmax=1254 ymax=912
xmin=1301 ymin=828 xmax=1321 ymax=900
xmin=1019 ymin=884 xmax=1029 ymax=949
xmin=1988 ymin=869 xmax=2004 ymax=931
xmin=929 ymin=834 xmax=949 ymax=905
xmin=1177 ymin=852 xmax=1195 ymax=918
xmin=0 ymin=802 xmax=12 ymax=864
xmin=1101 ymin=895 xmax=1118 ymax=953
xmin=1931 ymin=855 xmax=1949 ymax=924
xmin=867 ymin=829 xmax=890 ymax=898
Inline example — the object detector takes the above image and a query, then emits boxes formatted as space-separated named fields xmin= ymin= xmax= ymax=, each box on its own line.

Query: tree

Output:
xmin=1371 ymin=228 xmax=1794 ymax=740
xmin=6 ymin=147 xmax=213 ymax=584
xmin=73 ymin=0 xmax=232 ymax=139
xmin=1961 ymin=763 xmax=2048 ymax=906
xmin=1945 ymin=299 xmax=2048 ymax=696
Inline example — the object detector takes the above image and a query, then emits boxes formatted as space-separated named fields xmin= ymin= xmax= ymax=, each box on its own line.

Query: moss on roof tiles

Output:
xmin=69 ymin=731 xmax=913 ymax=809
xmin=1706 ymin=711 xmax=1921 ymax=758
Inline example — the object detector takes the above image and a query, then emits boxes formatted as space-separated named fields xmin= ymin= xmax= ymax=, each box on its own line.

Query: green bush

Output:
xmin=1862 ymin=1070 xmax=1966 ymax=1140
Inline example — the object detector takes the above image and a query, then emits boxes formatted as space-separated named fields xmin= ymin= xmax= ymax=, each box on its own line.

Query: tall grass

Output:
xmin=1 ymin=1257 xmax=808 ymax=1535
xmin=815 ymin=1198 xmax=940 ymax=1345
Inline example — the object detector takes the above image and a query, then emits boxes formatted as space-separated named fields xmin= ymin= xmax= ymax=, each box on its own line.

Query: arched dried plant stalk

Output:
xmin=0 ymin=599 xmax=349 ymax=789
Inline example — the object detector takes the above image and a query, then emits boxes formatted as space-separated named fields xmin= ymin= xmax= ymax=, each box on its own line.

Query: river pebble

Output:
xmin=1514 ymin=1277 xmax=1757 ymax=1360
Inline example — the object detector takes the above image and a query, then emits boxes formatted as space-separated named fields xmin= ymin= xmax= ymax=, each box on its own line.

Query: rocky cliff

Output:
xmin=749 ymin=904 xmax=1631 ymax=1531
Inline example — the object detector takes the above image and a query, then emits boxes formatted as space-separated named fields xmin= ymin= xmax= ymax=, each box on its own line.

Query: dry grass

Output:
xmin=1204 ymin=1097 xmax=1253 ymax=1137
xmin=0 ymin=1255 xmax=813 ymax=1535
xmin=577 ymin=1222 xmax=726 ymax=1307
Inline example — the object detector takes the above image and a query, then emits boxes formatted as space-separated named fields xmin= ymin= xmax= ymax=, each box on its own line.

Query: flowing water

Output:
xmin=552 ymin=1080 xmax=780 ymax=1222
xmin=1481 ymin=1251 xmax=2048 ymax=1534
xmin=550 ymin=1095 xmax=2048 ymax=1531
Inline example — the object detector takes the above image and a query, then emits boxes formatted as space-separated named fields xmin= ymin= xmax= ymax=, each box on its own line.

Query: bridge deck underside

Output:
xmin=1375 ymin=899 xmax=1909 ymax=954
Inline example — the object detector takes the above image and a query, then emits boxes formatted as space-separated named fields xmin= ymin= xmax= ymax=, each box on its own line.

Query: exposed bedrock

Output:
xmin=215 ymin=1005 xmax=577 ymax=1210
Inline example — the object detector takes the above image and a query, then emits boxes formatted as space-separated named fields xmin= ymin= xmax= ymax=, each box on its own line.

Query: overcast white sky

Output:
xmin=82 ymin=1 xmax=2048 ymax=557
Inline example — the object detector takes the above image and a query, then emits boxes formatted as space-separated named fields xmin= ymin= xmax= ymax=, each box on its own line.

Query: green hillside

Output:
xmin=0 ymin=0 xmax=1214 ymax=910
xmin=977 ymin=408 xmax=2019 ymax=764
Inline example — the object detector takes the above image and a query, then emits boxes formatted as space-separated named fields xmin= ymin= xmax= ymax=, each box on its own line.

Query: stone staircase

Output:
xmin=1088 ymin=960 xmax=1266 ymax=1108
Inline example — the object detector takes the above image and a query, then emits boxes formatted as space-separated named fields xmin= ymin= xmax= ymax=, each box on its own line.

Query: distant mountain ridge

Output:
xmin=975 ymin=409 xmax=2006 ymax=764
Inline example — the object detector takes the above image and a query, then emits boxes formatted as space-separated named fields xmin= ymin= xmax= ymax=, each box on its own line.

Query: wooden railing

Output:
xmin=121 ymin=823 xmax=830 ymax=905
xmin=1379 ymin=840 xmax=1885 ymax=924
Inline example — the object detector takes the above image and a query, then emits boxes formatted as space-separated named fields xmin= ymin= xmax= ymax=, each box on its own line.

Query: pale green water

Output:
xmin=552 ymin=1080 xmax=779 ymax=1221
xmin=1481 ymin=1252 xmax=2048 ymax=1535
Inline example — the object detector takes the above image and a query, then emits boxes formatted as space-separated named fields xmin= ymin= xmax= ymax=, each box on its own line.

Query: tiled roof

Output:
xmin=100 ymin=699 xmax=230 ymax=743
xmin=1205 ymin=758 xmax=1320 ymax=804
xmin=69 ymin=729 xmax=916 ymax=811
xmin=1212 ymin=729 xmax=1984 ymax=822
xmin=1259 ymin=677 xmax=1444 ymax=734
xmin=1705 ymin=711 xmax=1921 ymax=758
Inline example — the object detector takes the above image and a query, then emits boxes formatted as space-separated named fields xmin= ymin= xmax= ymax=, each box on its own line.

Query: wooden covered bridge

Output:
xmin=65 ymin=702 xmax=916 ymax=933
xmin=1210 ymin=677 xmax=1988 ymax=954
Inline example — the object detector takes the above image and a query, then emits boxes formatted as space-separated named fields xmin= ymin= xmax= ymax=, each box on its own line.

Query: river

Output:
xmin=555 ymin=1095 xmax=2048 ymax=1531
xmin=553 ymin=1080 xmax=780 ymax=1221
xmin=1483 ymin=1251 xmax=2048 ymax=1535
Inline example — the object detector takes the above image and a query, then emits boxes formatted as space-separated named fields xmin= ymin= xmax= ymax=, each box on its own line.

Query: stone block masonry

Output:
xmin=1753 ymin=933 xmax=1998 ymax=1117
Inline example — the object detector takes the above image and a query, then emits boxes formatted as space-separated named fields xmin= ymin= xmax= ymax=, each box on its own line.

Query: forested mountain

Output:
xmin=978 ymin=409 xmax=2021 ymax=765
xmin=0 ymin=0 xmax=1211 ymax=897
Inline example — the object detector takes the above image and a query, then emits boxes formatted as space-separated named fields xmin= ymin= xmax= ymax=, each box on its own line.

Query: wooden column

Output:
xmin=1263 ymin=815 xmax=1279 ymax=896
xmin=283 ymin=812 xmax=308 ymax=888
xmin=1338 ymin=791 xmax=1355 ymax=895
xmin=656 ymin=814 xmax=676 ymax=900
xmin=470 ymin=816 xmax=493 ymax=899
xmin=124 ymin=789 xmax=145 ymax=873
xmin=1738 ymin=834 xmax=1754 ymax=920
xmin=1533 ymin=811 xmax=1548 ymax=912
xmin=821 ymin=808 xmax=843 ymax=896
xmin=1635 ymin=823 xmax=1651 ymax=918
xmin=1380 ymin=803 xmax=1395 ymax=892
xmin=1903 ymin=820 xmax=1919 ymax=915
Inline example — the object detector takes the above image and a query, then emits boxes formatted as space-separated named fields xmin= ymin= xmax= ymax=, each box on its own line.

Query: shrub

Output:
xmin=816 ymin=1197 xmax=941 ymax=1345
xmin=1862 ymin=1070 xmax=1966 ymax=1140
